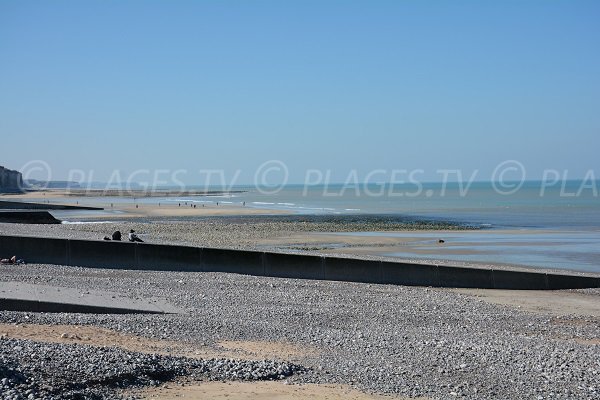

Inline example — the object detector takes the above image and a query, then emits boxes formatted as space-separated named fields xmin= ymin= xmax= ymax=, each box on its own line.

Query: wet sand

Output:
xmin=82 ymin=203 xmax=286 ymax=218
xmin=448 ymin=288 xmax=600 ymax=317
xmin=2 ymin=190 xmax=286 ymax=218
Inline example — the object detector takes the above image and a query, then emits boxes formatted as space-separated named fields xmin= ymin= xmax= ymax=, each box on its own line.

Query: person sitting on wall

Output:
xmin=103 ymin=231 xmax=122 ymax=241
xmin=128 ymin=229 xmax=144 ymax=243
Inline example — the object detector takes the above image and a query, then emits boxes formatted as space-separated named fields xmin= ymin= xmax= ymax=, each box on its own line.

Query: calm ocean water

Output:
xmin=182 ymin=181 xmax=600 ymax=230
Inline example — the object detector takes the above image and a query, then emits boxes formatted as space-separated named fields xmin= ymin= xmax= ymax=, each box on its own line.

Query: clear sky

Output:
xmin=1 ymin=0 xmax=599 ymax=184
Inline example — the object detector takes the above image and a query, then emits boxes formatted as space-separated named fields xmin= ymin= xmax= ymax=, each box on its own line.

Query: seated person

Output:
xmin=128 ymin=229 xmax=144 ymax=242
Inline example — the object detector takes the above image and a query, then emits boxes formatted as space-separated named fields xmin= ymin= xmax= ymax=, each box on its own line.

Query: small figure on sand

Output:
xmin=0 ymin=256 xmax=25 ymax=265
xmin=128 ymin=229 xmax=144 ymax=243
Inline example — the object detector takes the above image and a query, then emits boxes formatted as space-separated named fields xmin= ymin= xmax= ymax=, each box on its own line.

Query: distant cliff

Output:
xmin=0 ymin=166 xmax=23 ymax=192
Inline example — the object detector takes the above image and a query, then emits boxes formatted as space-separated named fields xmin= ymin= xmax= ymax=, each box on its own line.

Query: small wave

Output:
xmin=209 ymin=194 xmax=238 ymax=198
xmin=252 ymin=202 xmax=275 ymax=205
xmin=345 ymin=208 xmax=361 ymax=211
xmin=277 ymin=202 xmax=296 ymax=206
xmin=61 ymin=221 xmax=114 ymax=225
xmin=170 ymin=199 xmax=214 ymax=203
xmin=293 ymin=206 xmax=337 ymax=211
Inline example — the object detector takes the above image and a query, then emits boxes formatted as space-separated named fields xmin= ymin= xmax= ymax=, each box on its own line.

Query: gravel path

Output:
xmin=1 ymin=263 xmax=599 ymax=399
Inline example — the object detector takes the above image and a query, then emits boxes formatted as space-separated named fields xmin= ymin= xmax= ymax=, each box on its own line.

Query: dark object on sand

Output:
xmin=438 ymin=239 xmax=445 ymax=244
xmin=128 ymin=229 xmax=144 ymax=243
xmin=103 ymin=236 xmax=111 ymax=241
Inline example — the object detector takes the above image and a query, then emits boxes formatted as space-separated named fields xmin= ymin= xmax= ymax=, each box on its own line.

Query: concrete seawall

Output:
xmin=0 ymin=200 xmax=103 ymax=211
xmin=0 ymin=211 xmax=62 ymax=224
xmin=1 ymin=235 xmax=598 ymax=290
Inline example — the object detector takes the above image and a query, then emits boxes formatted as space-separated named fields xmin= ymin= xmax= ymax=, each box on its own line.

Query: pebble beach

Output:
xmin=0 ymin=262 xmax=599 ymax=399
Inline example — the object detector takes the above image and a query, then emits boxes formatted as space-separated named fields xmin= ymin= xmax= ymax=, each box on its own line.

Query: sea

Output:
xmin=54 ymin=181 xmax=600 ymax=273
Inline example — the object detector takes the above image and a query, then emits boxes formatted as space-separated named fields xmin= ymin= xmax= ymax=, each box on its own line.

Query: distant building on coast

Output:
xmin=0 ymin=166 xmax=23 ymax=192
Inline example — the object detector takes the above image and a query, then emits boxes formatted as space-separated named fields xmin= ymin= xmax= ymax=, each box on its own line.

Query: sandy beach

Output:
xmin=1 ymin=190 xmax=287 ymax=218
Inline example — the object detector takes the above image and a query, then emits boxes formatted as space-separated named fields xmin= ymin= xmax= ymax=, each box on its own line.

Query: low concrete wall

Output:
xmin=0 ymin=235 xmax=68 ymax=265
xmin=264 ymin=252 xmax=324 ymax=280
xmin=136 ymin=243 xmax=201 ymax=272
xmin=0 ymin=211 xmax=61 ymax=224
xmin=0 ymin=200 xmax=102 ymax=211
xmin=1 ymin=235 xmax=598 ymax=290
xmin=201 ymin=248 xmax=265 ymax=275
xmin=69 ymin=239 xmax=136 ymax=269
xmin=0 ymin=298 xmax=164 ymax=314
xmin=381 ymin=261 xmax=440 ymax=287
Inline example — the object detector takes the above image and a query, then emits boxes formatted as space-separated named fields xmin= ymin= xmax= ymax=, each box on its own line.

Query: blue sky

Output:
xmin=1 ymin=0 xmax=599 ymax=184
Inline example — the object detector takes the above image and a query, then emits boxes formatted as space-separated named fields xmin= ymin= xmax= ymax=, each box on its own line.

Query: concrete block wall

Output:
xmin=1 ymin=235 xmax=599 ymax=290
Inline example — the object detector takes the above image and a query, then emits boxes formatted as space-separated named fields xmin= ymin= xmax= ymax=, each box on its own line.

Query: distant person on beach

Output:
xmin=128 ymin=229 xmax=144 ymax=242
